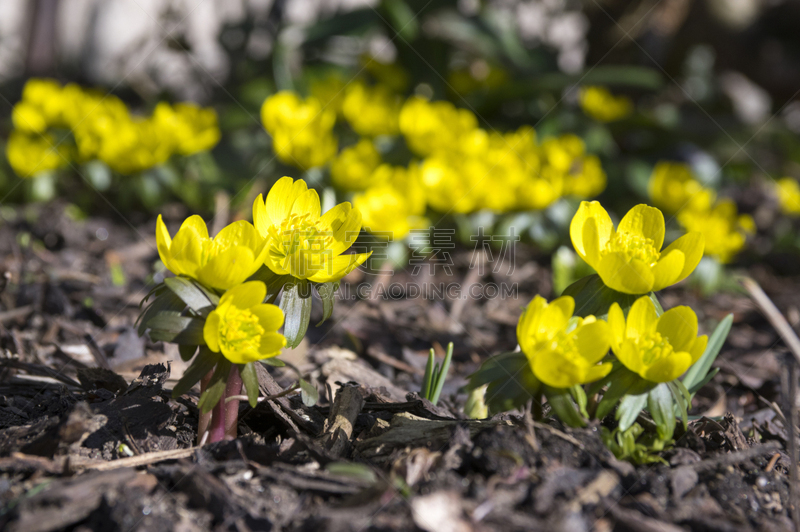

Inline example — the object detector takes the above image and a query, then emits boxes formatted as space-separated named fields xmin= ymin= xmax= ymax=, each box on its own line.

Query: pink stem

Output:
xmin=208 ymin=389 xmax=227 ymax=444
xmin=196 ymin=369 xmax=214 ymax=445
xmin=223 ymin=366 xmax=243 ymax=440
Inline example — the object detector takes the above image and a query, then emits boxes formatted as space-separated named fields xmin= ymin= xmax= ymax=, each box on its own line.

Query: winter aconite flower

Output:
xmin=6 ymin=131 xmax=68 ymax=178
xmin=648 ymin=162 xmax=715 ymax=215
xmin=579 ymin=86 xmax=632 ymax=122
xmin=330 ymin=139 xmax=382 ymax=191
xmin=204 ymin=282 xmax=286 ymax=364
xmin=570 ymin=202 xmax=705 ymax=294
xmin=608 ymin=297 xmax=708 ymax=383
xmin=156 ymin=215 xmax=268 ymax=291
xmin=517 ymin=295 xmax=612 ymax=388
xmin=253 ymin=177 xmax=371 ymax=282
xmin=353 ymin=165 xmax=428 ymax=240
xmin=777 ymin=177 xmax=800 ymax=216
xmin=676 ymin=199 xmax=754 ymax=264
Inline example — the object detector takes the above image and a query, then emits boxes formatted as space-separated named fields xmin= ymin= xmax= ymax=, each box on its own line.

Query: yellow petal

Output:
xmin=168 ymin=216 xmax=207 ymax=277
xmin=581 ymin=217 xmax=602 ymax=268
xmin=214 ymin=220 xmax=263 ymax=250
xmin=616 ymin=341 xmax=644 ymax=375
xmin=572 ymin=320 xmax=610 ymax=364
xmin=584 ymin=362 xmax=613 ymax=383
xmin=689 ymin=335 xmax=708 ymax=364
xmin=257 ymin=332 xmax=286 ymax=357
xmin=155 ymin=214 xmax=173 ymax=270
xmin=607 ymin=303 xmax=625 ymax=352
xmin=532 ymin=349 xmax=581 ymax=388
xmin=253 ymin=193 xmax=269 ymax=237
xmin=656 ymin=306 xmax=698 ymax=353
xmin=596 ymin=252 xmax=655 ymax=294
xmin=266 ymin=177 xmax=307 ymax=225
xmin=642 ymin=352 xmax=692 ymax=383
xmin=197 ymin=247 xmax=257 ymax=290
xmin=618 ymin=204 xmax=665 ymax=250
xmin=320 ymin=202 xmax=363 ymax=255
xmin=251 ymin=304 xmax=285 ymax=332
xmin=221 ymin=281 xmax=267 ymax=310
xmin=570 ymin=201 xmax=612 ymax=263
xmin=661 ymin=231 xmax=704 ymax=284
xmin=223 ymin=348 xmax=265 ymax=365
xmin=626 ymin=296 xmax=658 ymax=340
xmin=538 ymin=296 xmax=575 ymax=337
xmin=517 ymin=295 xmax=547 ymax=354
xmin=651 ymin=249 xmax=685 ymax=291
xmin=290 ymin=188 xmax=321 ymax=220
xmin=307 ymin=252 xmax=371 ymax=283
xmin=203 ymin=311 xmax=221 ymax=352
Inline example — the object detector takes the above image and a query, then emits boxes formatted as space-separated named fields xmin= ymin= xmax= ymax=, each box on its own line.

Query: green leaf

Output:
xmin=595 ymin=367 xmax=654 ymax=420
xmin=544 ymin=386 xmax=586 ymax=428
xmin=240 ymin=362 xmax=260 ymax=408
xmin=325 ymin=462 xmax=377 ymax=484
xmin=570 ymin=384 xmax=589 ymax=418
xmin=299 ymin=378 xmax=318 ymax=407
xmin=178 ymin=344 xmax=197 ymax=362
xmin=136 ymin=289 xmax=185 ymax=336
xmin=422 ymin=349 xmax=435 ymax=401
xmin=430 ymin=342 xmax=454 ymax=406
xmin=383 ymin=0 xmax=419 ymax=40
xmin=172 ymin=346 xmax=221 ymax=398
xmin=683 ymin=314 xmax=732 ymax=395
xmin=279 ymin=279 xmax=313 ymax=349
xmin=648 ymin=383 xmax=676 ymax=441
xmin=261 ymin=358 xmax=286 ymax=367
xmin=198 ymin=359 xmax=232 ymax=414
xmin=164 ymin=277 xmax=217 ymax=316
xmin=467 ymin=351 xmax=539 ymax=414
xmin=562 ymin=274 xmax=662 ymax=320
xmin=146 ymin=313 xmax=206 ymax=344
xmin=617 ymin=393 xmax=648 ymax=432
xmin=667 ymin=381 xmax=689 ymax=429
xmin=315 ymin=281 xmax=338 ymax=326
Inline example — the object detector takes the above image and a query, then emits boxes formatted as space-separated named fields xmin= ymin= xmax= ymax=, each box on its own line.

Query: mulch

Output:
xmin=0 ymin=201 xmax=798 ymax=531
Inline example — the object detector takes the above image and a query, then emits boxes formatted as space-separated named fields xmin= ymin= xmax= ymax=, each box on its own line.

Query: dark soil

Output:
xmin=0 ymin=202 xmax=798 ymax=531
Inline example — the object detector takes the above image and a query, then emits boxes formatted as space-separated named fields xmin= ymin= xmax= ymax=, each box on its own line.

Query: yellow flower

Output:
xmin=579 ymin=86 xmax=633 ymax=122
xmin=399 ymin=96 xmax=477 ymax=156
xmin=563 ymin=155 xmax=607 ymax=199
xmin=96 ymin=117 xmax=173 ymax=174
xmin=570 ymin=202 xmax=705 ymax=294
xmin=153 ymin=102 xmax=220 ymax=155
xmin=353 ymin=165 xmax=428 ymax=240
xmin=648 ymin=162 xmax=715 ymax=214
xmin=156 ymin=215 xmax=268 ymax=291
xmin=676 ymin=199 xmax=753 ymax=264
xmin=517 ymin=295 xmax=612 ymax=388
xmin=342 ymin=82 xmax=401 ymax=137
xmin=330 ymin=139 xmax=382 ymax=191
xmin=776 ymin=177 xmax=800 ymax=216
xmin=6 ymin=131 xmax=68 ymax=178
xmin=261 ymin=91 xmax=338 ymax=170
xmin=608 ymin=297 xmax=708 ymax=383
xmin=12 ymin=79 xmax=66 ymax=132
xmin=204 ymin=281 xmax=286 ymax=364
xmin=253 ymin=177 xmax=371 ymax=283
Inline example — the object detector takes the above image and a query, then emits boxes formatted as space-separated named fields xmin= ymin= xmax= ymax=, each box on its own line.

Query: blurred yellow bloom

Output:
xmin=563 ymin=154 xmax=607 ymax=199
xmin=361 ymin=56 xmax=409 ymax=93
xmin=353 ymin=164 xmax=428 ymax=240
xmin=96 ymin=117 xmax=173 ymax=174
xmin=204 ymin=281 xmax=286 ymax=364
xmin=330 ymin=139 xmax=382 ymax=191
xmin=153 ymin=102 xmax=220 ymax=155
xmin=676 ymin=199 xmax=753 ymax=264
xmin=541 ymin=134 xmax=585 ymax=173
xmin=156 ymin=215 xmax=268 ymax=291
xmin=253 ymin=177 xmax=371 ymax=283
xmin=6 ymin=131 xmax=68 ymax=178
xmin=579 ymin=86 xmax=633 ymax=122
xmin=399 ymin=97 xmax=478 ymax=156
xmin=342 ymin=82 xmax=401 ymax=137
xmin=12 ymin=79 xmax=66 ymax=133
xmin=776 ymin=177 xmax=800 ymax=216
xmin=570 ymin=202 xmax=705 ymax=294
xmin=517 ymin=295 xmax=612 ymax=388
xmin=261 ymin=92 xmax=338 ymax=170
xmin=608 ymin=297 xmax=708 ymax=383
xmin=648 ymin=162 xmax=715 ymax=214
xmin=309 ymin=72 xmax=347 ymax=115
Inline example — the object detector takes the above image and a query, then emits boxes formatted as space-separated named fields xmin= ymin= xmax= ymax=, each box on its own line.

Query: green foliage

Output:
xmin=421 ymin=342 xmax=454 ymax=406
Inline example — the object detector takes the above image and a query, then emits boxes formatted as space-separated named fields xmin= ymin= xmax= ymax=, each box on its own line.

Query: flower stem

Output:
xmin=196 ymin=369 xmax=214 ymax=445
xmin=208 ymin=390 xmax=227 ymax=444
xmin=223 ymin=366 xmax=243 ymax=440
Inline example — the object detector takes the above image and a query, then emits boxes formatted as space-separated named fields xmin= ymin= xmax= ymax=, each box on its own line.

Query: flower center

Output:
xmin=634 ymin=331 xmax=674 ymax=366
xmin=604 ymin=231 xmax=660 ymax=266
xmin=547 ymin=330 xmax=580 ymax=362
xmin=267 ymin=213 xmax=334 ymax=277
xmin=219 ymin=306 xmax=264 ymax=354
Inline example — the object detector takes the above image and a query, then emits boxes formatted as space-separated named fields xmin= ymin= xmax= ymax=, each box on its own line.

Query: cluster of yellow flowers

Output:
xmin=579 ymin=86 xmax=633 ymax=122
xmin=648 ymin=161 xmax=754 ymax=263
xmin=260 ymin=87 xmax=607 ymax=240
xmin=516 ymin=201 xmax=708 ymax=387
xmin=775 ymin=177 xmax=800 ymax=216
xmin=7 ymin=78 xmax=220 ymax=178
